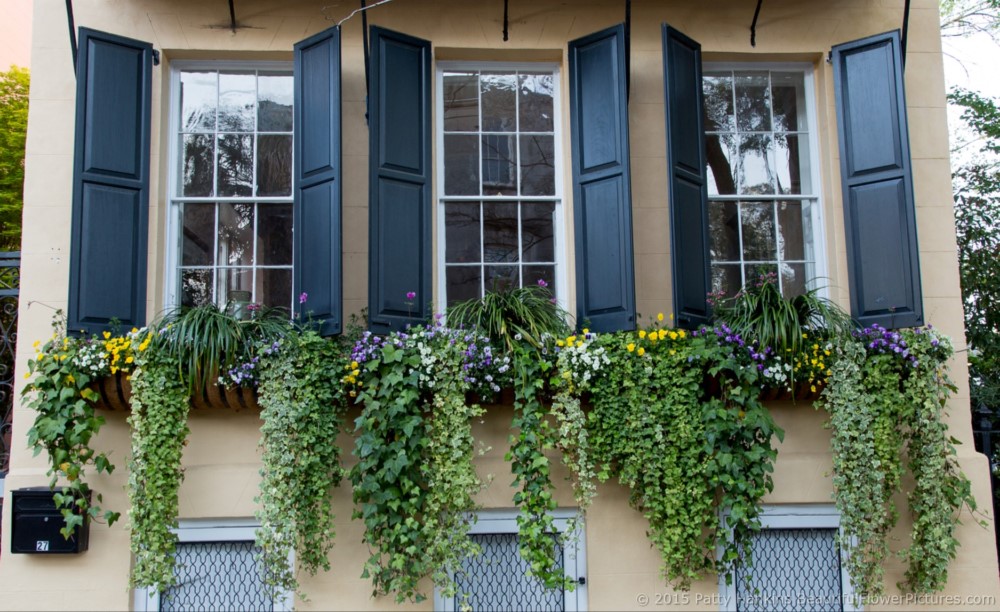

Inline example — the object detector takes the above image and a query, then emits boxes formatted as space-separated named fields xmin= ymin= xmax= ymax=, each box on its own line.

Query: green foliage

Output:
xmin=447 ymin=282 xmax=570 ymax=354
xmin=712 ymin=272 xmax=852 ymax=356
xmin=126 ymin=340 xmax=190 ymax=591
xmin=819 ymin=327 xmax=977 ymax=596
xmin=0 ymin=66 xmax=28 ymax=250
xmin=349 ymin=323 xmax=487 ymax=602
xmin=23 ymin=315 xmax=121 ymax=538
xmin=507 ymin=342 xmax=572 ymax=591
xmin=255 ymin=330 xmax=348 ymax=599
xmin=158 ymin=302 xmax=288 ymax=393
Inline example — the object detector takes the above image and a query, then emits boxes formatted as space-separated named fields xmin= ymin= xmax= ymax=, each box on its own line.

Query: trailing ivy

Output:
xmin=820 ymin=325 xmax=978 ymax=597
xmin=348 ymin=322 xmax=498 ymax=602
xmin=126 ymin=334 xmax=190 ymax=591
xmin=255 ymin=330 xmax=347 ymax=599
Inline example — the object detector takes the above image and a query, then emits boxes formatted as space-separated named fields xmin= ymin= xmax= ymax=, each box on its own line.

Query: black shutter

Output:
xmin=833 ymin=30 xmax=923 ymax=329
xmin=662 ymin=24 xmax=710 ymax=330
xmin=294 ymin=26 xmax=342 ymax=335
xmin=569 ymin=24 xmax=636 ymax=333
xmin=67 ymin=28 xmax=152 ymax=335
xmin=368 ymin=26 xmax=432 ymax=334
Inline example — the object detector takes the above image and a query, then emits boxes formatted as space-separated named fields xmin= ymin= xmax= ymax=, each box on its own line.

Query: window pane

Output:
xmin=218 ymin=203 xmax=255 ymax=266
xmin=257 ymin=72 xmax=293 ymax=132
xmin=711 ymin=264 xmax=742 ymax=299
xmin=443 ymin=72 xmax=479 ymax=132
xmin=258 ymin=204 xmax=293 ymax=265
xmin=777 ymin=201 xmax=806 ymax=261
xmin=706 ymin=133 xmax=738 ymax=196
xmin=258 ymin=268 xmax=292 ymax=309
xmin=181 ymin=134 xmax=215 ymax=197
xmin=771 ymin=72 xmax=807 ymax=132
xmin=735 ymin=528 xmax=841 ymax=612
xmin=523 ymin=265 xmax=555 ymax=291
xmin=520 ymin=135 xmax=555 ymax=196
xmin=444 ymin=134 xmax=480 ymax=195
xmin=161 ymin=541 xmax=271 ymax=612
xmin=737 ymin=134 xmax=776 ymax=195
xmin=774 ymin=133 xmax=811 ymax=195
xmin=735 ymin=72 xmax=771 ymax=132
xmin=181 ymin=203 xmax=215 ymax=266
xmin=740 ymin=202 xmax=777 ymax=261
xmin=781 ymin=263 xmax=808 ymax=298
xmin=481 ymin=73 xmax=516 ymax=132
xmin=522 ymin=202 xmax=555 ymax=262
xmin=485 ymin=265 xmax=517 ymax=292
xmin=180 ymin=269 xmax=213 ymax=307
xmin=708 ymin=200 xmax=740 ymax=261
xmin=445 ymin=203 xmax=481 ymax=263
xmin=455 ymin=533 xmax=564 ymax=612
xmin=257 ymin=134 xmax=292 ymax=197
xmin=446 ymin=266 xmax=481 ymax=306
xmin=702 ymin=72 xmax=734 ymax=132
xmin=519 ymin=73 xmax=554 ymax=132
xmin=483 ymin=202 xmax=518 ymax=263
xmin=218 ymin=71 xmax=256 ymax=132
xmin=180 ymin=71 xmax=217 ymax=132
xmin=217 ymin=268 xmax=253 ymax=305
xmin=218 ymin=134 xmax=254 ymax=197
xmin=482 ymin=134 xmax=517 ymax=196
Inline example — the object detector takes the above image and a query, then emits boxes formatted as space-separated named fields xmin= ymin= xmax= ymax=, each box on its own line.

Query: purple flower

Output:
xmin=299 ymin=292 xmax=308 ymax=304
xmin=247 ymin=303 xmax=261 ymax=312
xmin=537 ymin=278 xmax=548 ymax=288
xmin=406 ymin=291 xmax=416 ymax=301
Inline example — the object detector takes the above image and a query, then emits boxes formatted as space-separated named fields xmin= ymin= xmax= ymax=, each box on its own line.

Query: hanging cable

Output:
xmin=503 ymin=0 xmax=509 ymax=42
xmin=625 ymin=0 xmax=631 ymax=102
xmin=750 ymin=0 xmax=763 ymax=47
xmin=902 ymin=0 xmax=911 ymax=69
xmin=66 ymin=0 xmax=77 ymax=72
xmin=228 ymin=0 xmax=237 ymax=34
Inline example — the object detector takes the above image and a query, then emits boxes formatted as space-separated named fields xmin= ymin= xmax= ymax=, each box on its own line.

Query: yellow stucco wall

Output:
xmin=2 ymin=0 xmax=997 ymax=610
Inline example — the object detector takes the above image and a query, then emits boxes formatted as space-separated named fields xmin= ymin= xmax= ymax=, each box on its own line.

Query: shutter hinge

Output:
xmin=825 ymin=50 xmax=832 ymax=64
xmin=152 ymin=49 xmax=161 ymax=66
xmin=578 ymin=576 xmax=587 ymax=586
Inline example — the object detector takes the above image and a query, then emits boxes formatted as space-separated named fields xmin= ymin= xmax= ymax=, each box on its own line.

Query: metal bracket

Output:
xmin=152 ymin=49 xmax=161 ymax=66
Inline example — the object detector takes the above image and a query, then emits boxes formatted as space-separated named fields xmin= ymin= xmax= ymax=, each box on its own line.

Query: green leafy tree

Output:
xmin=951 ymin=89 xmax=1000 ymax=414
xmin=0 ymin=66 xmax=28 ymax=251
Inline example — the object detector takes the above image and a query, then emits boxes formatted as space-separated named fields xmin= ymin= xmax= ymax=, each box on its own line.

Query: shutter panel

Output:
xmin=67 ymin=28 xmax=152 ymax=335
xmin=368 ymin=26 xmax=432 ymax=334
xmin=833 ymin=30 xmax=922 ymax=329
xmin=294 ymin=26 xmax=342 ymax=335
xmin=569 ymin=24 xmax=636 ymax=333
xmin=663 ymin=24 xmax=710 ymax=330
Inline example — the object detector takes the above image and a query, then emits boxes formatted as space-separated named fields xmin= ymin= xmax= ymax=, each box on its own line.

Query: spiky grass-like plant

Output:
xmin=446 ymin=282 xmax=570 ymax=354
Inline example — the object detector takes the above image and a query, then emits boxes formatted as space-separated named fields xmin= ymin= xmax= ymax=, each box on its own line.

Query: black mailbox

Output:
xmin=10 ymin=487 xmax=90 ymax=554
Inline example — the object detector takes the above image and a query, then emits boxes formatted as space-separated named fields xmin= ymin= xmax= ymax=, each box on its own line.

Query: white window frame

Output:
xmin=718 ymin=504 xmax=859 ymax=612
xmin=434 ymin=62 xmax=568 ymax=315
xmin=133 ymin=518 xmax=293 ymax=612
xmin=434 ymin=508 xmax=588 ymax=612
xmin=164 ymin=60 xmax=295 ymax=312
xmin=702 ymin=62 xmax=828 ymax=298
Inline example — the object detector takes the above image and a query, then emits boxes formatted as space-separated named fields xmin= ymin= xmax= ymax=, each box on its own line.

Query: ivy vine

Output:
xmin=255 ymin=330 xmax=347 ymax=599
xmin=126 ymin=335 xmax=190 ymax=591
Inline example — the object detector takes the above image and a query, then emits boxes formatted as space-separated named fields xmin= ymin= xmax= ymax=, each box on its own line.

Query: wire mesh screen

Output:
xmin=161 ymin=540 xmax=272 ymax=612
xmin=735 ymin=528 xmax=842 ymax=612
xmin=454 ymin=532 xmax=565 ymax=612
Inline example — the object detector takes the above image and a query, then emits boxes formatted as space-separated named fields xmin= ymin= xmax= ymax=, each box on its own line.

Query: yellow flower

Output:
xmin=32 ymin=340 xmax=40 ymax=349
xmin=349 ymin=390 xmax=357 ymax=398
xmin=678 ymin=330 xmax=686 ymax=339
xmin=66 ymin=374 xmax=75 ymax=385
xmin=649 ymin=333 xmax=657 ymax=343
xmin=637 ymin=347 xmax=645 ymax=356
xmin=566 ymin=335 xmax=576 ymax=345
xmin=103 ymin=331 xmax=111 ymax=339
xmin=351 ymin=361 xmax=359 ymax=369
xmin=125 ymin=356 xmax=134 ymax=364
xmin=658 ymin=329 xmax=667 ymax=340
xmin=557 ymin=340 xmax=565 ymax=347
xmin=657 ymin=312 xmax=664 ymax=322
xmin=23 ymin=372 xmax=30 ymax=379
xmin=352 ymin=369 xmax=360 ymax=377
xmin=811 ymin=384 xmax=817 ymax=392
xmin=668 ymin=331 xmax=678 ymax=340
xmin=669 ymin=349 xmax=676 ymax=356
xmin=576 ymin=340 xmax=584 ymax=348
xmin=582 ymin=328 xmax=590 ymax=335
xmin=627 ymin=343 xmax=635 ymax=352
xmin=638 ymin=330 xmax=646 ymax=339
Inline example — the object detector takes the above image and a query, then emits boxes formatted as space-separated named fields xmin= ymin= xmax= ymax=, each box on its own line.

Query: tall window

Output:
xmin=703 ymin=67 xmax=822 ymax=298
xmin=168 ymin=65 xmax=294 ymax=311
xmin=437 ymin=65 xmax=563 ymax=307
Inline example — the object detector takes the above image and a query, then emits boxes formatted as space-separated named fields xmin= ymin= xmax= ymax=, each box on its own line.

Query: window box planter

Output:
xmin=90 ymin=372 xmax=260 ymax=412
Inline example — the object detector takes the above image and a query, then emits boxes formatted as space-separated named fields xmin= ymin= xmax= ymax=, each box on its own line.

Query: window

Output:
xmin=436 ymin=65 xmax=564 ymax=308
xmin=719 ymin=506 xmax=857 ymax=612
xmin=133 ymin=520 xmax=292 ymax=612
xmin=167 ymin=65 xmax=295 ymax=311
xmin=703 ymin=67 xmax=823 ymax=298
xmin=434 ymin=510 xmax=587 ymax=612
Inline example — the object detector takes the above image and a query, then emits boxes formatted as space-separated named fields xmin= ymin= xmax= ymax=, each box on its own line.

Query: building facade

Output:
xmin=1 ymin=0 xmax=998 ymax=610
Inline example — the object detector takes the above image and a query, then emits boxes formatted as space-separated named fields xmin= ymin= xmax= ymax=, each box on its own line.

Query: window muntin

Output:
xmin=169 ymin=66 xmax=294 ymax=311
xmin=438 ymin=67 xmax=562 ymax=308
xmin=703 ymin=68 xmax=822 ymax=298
